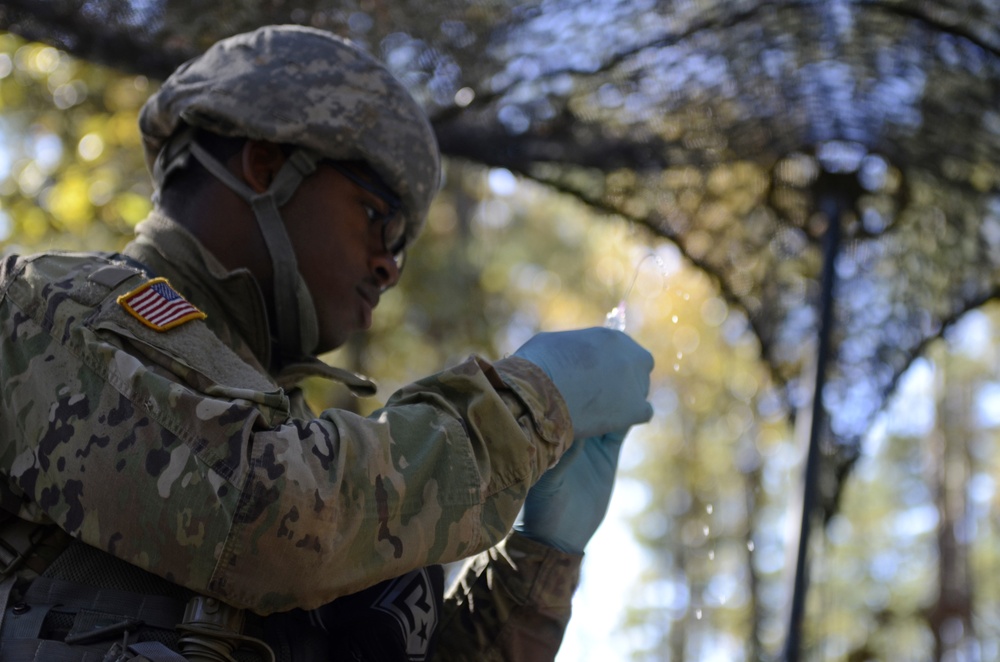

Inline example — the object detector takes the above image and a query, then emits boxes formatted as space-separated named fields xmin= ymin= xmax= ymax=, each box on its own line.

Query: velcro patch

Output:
xmin=117 ymin=277 xmax=206 ymax=331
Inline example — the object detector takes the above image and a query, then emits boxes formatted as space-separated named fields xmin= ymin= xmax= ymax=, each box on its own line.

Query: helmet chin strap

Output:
xmin=160 ymin=130 xmax=322 ymax=364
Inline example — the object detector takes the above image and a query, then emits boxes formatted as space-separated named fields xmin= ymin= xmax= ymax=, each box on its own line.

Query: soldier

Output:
xmin=0 ymin=25 xmax=653 ymax=661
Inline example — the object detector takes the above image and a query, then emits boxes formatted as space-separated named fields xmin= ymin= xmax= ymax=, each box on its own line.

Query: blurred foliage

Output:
xmin=0 ymin=32 xmax=151 ymax=252
xmin=794 ymin=305 xmax=1000 ymax=661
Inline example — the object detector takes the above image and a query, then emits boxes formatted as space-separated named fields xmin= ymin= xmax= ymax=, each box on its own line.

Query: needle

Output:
xmin=604 ymin=252 xmax=664 ymax=331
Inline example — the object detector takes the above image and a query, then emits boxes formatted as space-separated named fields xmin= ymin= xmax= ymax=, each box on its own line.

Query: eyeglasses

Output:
xmin=328 ymin=162 xmax=407 ymax=270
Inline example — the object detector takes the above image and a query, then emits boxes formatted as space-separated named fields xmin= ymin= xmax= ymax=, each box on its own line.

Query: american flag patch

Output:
xmin=116 ymin=278 xmax=206 ymax=331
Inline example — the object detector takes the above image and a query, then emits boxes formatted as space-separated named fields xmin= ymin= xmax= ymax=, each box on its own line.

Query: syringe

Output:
xmin=604 ymin=252 xmax=665 ymax=332
xmin=604 ymin=300 xmax=628 ymax=331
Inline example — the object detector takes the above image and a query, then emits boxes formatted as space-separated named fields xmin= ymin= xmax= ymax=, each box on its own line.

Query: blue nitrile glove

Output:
xmin=513 ymin=327 xmax=654 ymax=439
xmin=515 ymin=430 xmax=629 ymax=554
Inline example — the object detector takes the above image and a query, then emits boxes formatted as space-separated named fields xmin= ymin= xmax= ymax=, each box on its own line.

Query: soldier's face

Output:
xmin=282 ymin=163 xmax=403 ymax=352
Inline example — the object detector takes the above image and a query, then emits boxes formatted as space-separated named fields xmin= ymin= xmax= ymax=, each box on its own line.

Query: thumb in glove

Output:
xmin=514 ymin=430 xmax=629 ymax=554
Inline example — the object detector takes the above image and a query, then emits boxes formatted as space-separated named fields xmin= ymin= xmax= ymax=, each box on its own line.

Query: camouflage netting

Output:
xmin=3 ymin=0 xmax=1000 ymax=518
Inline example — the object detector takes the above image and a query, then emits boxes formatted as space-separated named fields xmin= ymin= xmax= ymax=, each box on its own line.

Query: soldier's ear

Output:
xmin=241 ymin=140 xmax=287 ymax=193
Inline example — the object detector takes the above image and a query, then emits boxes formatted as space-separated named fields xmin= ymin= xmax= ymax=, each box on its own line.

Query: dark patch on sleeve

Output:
xmin=218 ymin=403 xmax=249 ymax=427
xmin=39 ymin=485 xmax=60 ymax=510
xmin=276 ymin=506 xmax=299 ymax=540
xmin=209 ymin=405 xmax=253 ymax=478
xmin=62 ymin=480 xmax=85 ymax=532
xmin=116 ymin=418 xmax=149 ymax=452
xmin=309 ymin=423 xmax=337 ymax=472
xmin=259 ymin=444 xmax=285 ymax=481
xmin=108 ymin=532 xmax=122 ymax=555
xmin=10 ymin=310 xmax=31 ymax=340
xmin=60 ymin=315 xmax=77 ymax=345
xmin=115 ymin=459 xmax=126 ymax=472
xmin=76 ymin=434 xmax=111 ymax=459
xmin=292 ymin=420 xmax=312 ymax=442
xmin=234 ymin=479 xmax=280 ymax=525
xmin=38 ymin=395 xmax=92 ymax=471
xmin=40 ymin=289 xmax=73 ymax=335
xmin=294 ymin=534 xmax=322 ymax=553
xmin=107 ymin=393 xmax=135 ymax=427
xmin=160 ymin=426 xmax=179 ymax=448
xmin=375 ymin=475 xmax=403 ymax=559
xmin=16 ymin=467 xmax=39 ymax=501
xmin=145 ymin=447 xmax=171 ymax=477
xmin=313 ymin=490 xmax=324 ymax=514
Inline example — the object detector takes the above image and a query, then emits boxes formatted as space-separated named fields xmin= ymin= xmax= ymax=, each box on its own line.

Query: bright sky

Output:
xmin=555 ymin=427 xmax=659 ymax=661
xmin=557 ymin=480 xmax=644 ymax=662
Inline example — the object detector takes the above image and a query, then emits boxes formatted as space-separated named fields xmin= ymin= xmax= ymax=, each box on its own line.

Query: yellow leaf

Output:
xmin=48 ymin=173 xmax=93 ymax=233
xmin=20 ymin=206 xmax=48 ymax=242
xmin=114 ymin=192 xmax=151 ymax=226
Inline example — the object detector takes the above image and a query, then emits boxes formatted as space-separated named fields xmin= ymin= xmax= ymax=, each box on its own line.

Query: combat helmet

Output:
xmin=138 ymin=25 xmax=441 ymax=363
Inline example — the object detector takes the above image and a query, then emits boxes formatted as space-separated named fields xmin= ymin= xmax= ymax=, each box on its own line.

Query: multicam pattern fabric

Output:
xmin=439 ymin=533 xmax=582 ymax=661
xmin=0 ymin=235 xmax=572 ymax=619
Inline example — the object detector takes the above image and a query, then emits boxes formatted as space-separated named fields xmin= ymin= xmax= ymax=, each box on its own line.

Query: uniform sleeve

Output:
xmin=433 ymin=532 xmax=582 ymax=662
xmin=0 ymin=254 xmax=572 ymax=614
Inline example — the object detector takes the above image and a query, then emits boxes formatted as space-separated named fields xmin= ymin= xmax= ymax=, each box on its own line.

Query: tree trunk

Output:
xmin=928 ymin=350 xmax=975 ymax=659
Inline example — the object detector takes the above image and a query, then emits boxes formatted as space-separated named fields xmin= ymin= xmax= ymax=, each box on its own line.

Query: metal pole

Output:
xmin=783 ymin=192 xmax=843 ymax=661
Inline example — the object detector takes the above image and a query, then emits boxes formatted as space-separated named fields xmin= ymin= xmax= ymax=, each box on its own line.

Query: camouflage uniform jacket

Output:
xmin=0 ymin=211 xmax=582 ymax=657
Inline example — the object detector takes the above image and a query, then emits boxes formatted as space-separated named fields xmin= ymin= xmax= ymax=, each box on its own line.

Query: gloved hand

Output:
xmin=515 ymin=430 xmax=629 ymax=554
xmin=513 ymin=327 xmax=653 ymax=439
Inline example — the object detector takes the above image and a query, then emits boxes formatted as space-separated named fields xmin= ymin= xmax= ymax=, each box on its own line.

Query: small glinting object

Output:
xmin=117 ymin=277 xmax=206 ymax=331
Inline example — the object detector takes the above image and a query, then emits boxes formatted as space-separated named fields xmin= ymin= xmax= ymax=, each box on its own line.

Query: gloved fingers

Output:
xmin=513 ymin=327 xmax=656 ymax=437
xmin=608 ymin=328 xmax=655 ymax=369
xmin=513 ymin=328 xmax=652 ymax=377
xmin=574 ymin=396 xmax=651 ymax=439
xmin=623 ymin=343 xmax=654 ymax=422
xmin=529 ymin=429 xmax=626 ymax=499
xmin=596 ymin=429 xmax=629 ymax=455
xmin=613 ymin=383 xmax=654 ymax=427
xmin=570 ymin=335 xmax=653 ymax=433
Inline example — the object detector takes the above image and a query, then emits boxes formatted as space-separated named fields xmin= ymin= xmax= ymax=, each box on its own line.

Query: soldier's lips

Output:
xmin=358 ymin=288 xmax=378 ymax=329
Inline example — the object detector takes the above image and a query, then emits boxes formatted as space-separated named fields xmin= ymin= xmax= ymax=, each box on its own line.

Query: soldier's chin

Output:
xmin=315 ymin=326 xmax=350 ymax=354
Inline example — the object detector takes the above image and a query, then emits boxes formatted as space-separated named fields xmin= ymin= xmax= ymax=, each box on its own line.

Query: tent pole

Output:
xmin=783 ymin=192 xmax=843 ymax=661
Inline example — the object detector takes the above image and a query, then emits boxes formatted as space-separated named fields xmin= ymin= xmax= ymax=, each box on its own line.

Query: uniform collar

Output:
xmin=123 ymin=210 xmax=275 ymax=373
xmin=122 ymin=211 xmax=376 ymax=396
